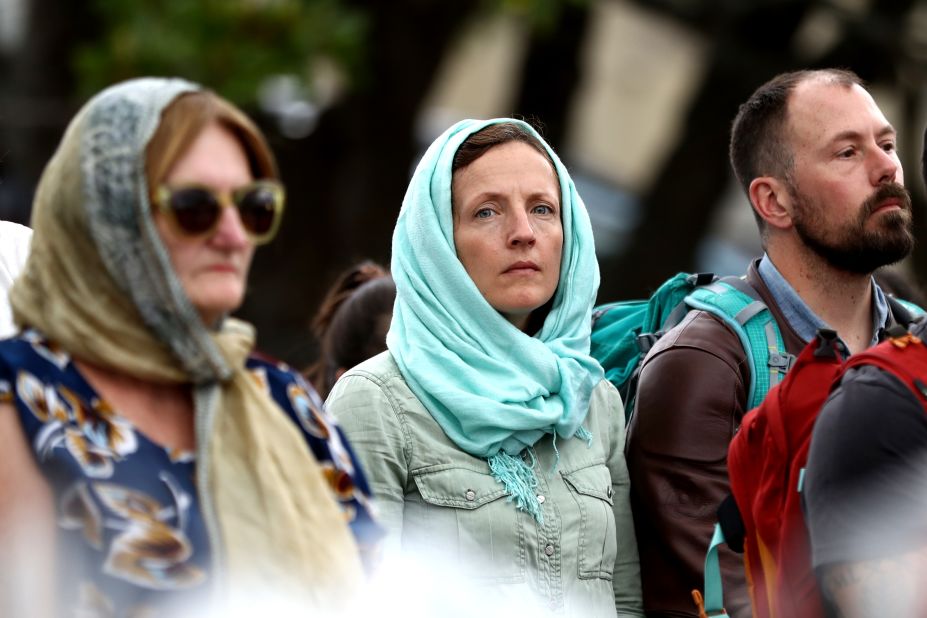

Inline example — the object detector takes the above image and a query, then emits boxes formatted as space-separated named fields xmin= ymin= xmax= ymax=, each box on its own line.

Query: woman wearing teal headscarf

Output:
xmin=327 ymin=118 xmax=643 ymax=616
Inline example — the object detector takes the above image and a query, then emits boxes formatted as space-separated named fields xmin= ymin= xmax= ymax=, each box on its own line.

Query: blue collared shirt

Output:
xmin=757 ymin=254 xmax=889 ymax=348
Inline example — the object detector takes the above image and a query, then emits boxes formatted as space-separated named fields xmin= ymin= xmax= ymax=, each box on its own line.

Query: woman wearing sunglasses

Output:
xmin=326 ymin=119 xmax=643 ymax=616
xmin=0 ymin=78 xmax=380 ymax=617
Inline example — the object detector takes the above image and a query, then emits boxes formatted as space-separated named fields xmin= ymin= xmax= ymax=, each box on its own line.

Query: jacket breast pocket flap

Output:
xmin=561 ymin=464 xmax=614 ymax=505
xmin=561 ymin=464 xmax=617 ymax=580
xmin=413 ymin=466 xmax=508 ymax=509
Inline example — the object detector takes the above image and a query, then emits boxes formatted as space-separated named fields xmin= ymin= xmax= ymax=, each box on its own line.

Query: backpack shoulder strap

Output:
xmin=686 ymin=277 xmax=793 ymax=409
xmin=694 ymin=523 xmax=730 ymax=618
xmin=886 ymin=295 xmax=925 ymax=328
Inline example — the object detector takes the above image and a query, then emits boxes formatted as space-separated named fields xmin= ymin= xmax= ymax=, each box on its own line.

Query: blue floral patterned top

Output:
xmin=0 ymin=330 xmax=381 ymax=617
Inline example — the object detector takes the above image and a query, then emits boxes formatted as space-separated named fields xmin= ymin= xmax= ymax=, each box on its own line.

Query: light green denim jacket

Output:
xmin=327 ymin=351 xmax=643 ymax=617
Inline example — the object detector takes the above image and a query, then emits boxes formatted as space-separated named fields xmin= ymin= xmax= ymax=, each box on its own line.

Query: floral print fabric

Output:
xmin=0 ymin=330 xmax=380 ymax=616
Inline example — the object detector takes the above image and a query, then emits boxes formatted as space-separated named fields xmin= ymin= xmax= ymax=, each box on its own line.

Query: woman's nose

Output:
xmin=211 ymin=203 xmax=251 ymax=249
xmin=508 ymin=209 xmax=536 ymax=247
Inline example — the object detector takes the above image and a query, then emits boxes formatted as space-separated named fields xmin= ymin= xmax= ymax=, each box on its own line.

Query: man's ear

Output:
xmin=749 ymin=176 xmax=794 ymax=231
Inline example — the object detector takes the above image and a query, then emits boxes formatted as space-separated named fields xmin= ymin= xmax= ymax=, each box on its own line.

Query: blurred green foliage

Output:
xmin=73 ymin=0 xmax=368 ymax=104
xmin=73 ymin=0 xmax=590 ymax=105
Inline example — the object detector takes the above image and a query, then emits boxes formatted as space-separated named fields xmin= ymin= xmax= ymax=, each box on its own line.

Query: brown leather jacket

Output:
xmin=625 ymin=262 xmax=909 ymax=617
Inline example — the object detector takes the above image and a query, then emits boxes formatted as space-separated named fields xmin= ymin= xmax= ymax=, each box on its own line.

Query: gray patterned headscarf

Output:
xmin=82 ymin=77 xmax=234 ymax=381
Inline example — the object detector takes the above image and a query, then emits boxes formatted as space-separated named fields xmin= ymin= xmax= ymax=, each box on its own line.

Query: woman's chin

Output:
xmin=194 ymin=296 xmax=244 ymax=327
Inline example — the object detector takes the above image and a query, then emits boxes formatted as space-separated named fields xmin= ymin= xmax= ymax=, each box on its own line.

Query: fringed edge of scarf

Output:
xmin=488 ymin=449 xmax=543 ymax=524
xmin=575 ymin=425 xmax=593 ymax=446
xmin=488 ymin=426 xmax=594 ymax=525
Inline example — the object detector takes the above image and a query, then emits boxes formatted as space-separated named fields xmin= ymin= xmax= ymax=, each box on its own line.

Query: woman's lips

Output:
xmin=206 ymin=263 xmax=239 ymax=273
xmin=504 ymin=261 xmax=540 ymax=275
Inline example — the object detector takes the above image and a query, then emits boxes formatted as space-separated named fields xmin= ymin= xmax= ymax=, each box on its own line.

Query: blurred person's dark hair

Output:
xmin=308 ymin=261 xmax=395 ymax=398
xmin=729 ymin=69 xmax=862 ymax=236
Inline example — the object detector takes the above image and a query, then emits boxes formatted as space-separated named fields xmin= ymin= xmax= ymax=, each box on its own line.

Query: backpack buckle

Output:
xmin=813 ymin=329 xmax=842 ymax=358
xmin=768 ymin=352 xmax=794 ymax=373
xmin=691 ymin=590 xmax=729 ymax=618
xmin=686 ymin=272 xmax=717 ymax=287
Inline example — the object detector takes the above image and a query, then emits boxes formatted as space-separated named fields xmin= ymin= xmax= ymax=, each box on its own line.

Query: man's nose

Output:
xmin=871 ymin=146 xmax=900 ymax=186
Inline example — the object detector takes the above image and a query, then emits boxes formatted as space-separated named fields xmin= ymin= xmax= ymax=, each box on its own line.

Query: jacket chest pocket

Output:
xmin=409 ymin=466 xmax=525 ymax=583
xmin=562 ymin=464 xmax=617 ymax=580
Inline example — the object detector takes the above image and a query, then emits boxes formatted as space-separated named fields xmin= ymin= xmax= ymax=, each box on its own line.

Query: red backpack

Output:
xmin=695 ymin=325 xmax=927 ymax=618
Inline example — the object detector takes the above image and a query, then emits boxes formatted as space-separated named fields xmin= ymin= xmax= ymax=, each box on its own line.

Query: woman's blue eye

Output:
xmin=476 ymin=208 xmax=493 ymax=219
xmin=533 ymin=204 xmax=554 ymax=215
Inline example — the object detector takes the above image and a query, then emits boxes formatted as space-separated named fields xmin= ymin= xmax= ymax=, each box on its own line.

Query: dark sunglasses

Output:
xmin=153 ymin=180 xmax=285 ymax=245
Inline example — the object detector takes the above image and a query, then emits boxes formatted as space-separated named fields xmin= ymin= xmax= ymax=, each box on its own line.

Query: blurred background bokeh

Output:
xmin=2 ymin=0 xmax=927 ymax=366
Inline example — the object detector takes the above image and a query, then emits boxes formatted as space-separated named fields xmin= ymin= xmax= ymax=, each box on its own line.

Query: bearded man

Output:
xmin=625 ymin=69 xmax=917 ymax=617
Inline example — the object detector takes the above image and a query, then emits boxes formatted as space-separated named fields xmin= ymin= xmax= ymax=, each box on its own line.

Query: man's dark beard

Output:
xmin=792 ymin=182 xmax=915 ymax=275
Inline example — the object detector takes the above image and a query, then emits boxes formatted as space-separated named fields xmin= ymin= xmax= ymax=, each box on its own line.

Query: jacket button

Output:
xmin=465 ymin=489 xmax=476 ymax=501
xmin=537 ymin=494 xmax=545 ymax=504
xmin=544 ymin=544 xmax=555 ymax=556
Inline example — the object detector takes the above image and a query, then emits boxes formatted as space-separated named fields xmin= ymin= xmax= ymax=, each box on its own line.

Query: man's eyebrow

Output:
xmin=877 ymin=124 xmax=898 ymax=139
xmin=829 ymin=124 xmax=896 ymax=144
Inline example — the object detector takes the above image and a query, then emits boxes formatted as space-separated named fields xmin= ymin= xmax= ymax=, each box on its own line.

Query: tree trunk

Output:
xmin=0 ymin=0 xmax=97 ymax=222
xmin=511 ymin=3 xmax=590 ymax=151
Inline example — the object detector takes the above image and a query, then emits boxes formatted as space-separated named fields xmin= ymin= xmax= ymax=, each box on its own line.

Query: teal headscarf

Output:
xmin=387 ymin=118 xmax=604 ymax=522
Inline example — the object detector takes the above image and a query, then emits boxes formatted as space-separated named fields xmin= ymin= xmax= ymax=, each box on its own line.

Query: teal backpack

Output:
xmin=590 ymin=272 xmax=793 ymax=422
